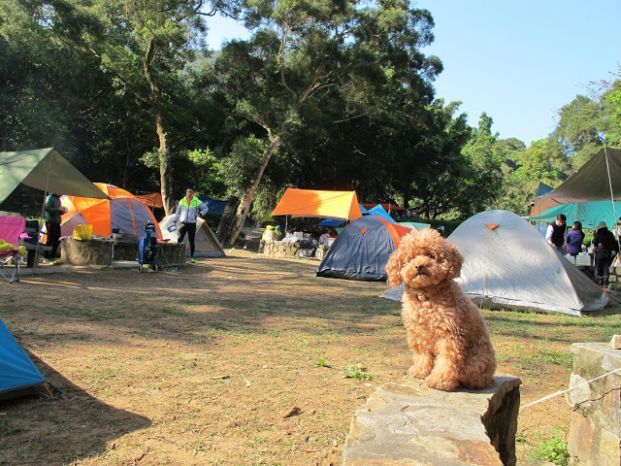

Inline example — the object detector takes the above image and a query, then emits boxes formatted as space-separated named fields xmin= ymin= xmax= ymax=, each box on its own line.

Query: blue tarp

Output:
xmin=366 ymin=205 xmax=396 ymax=223
xmin=0 ymin=319 xmax=45 ymax=399
xmin=198 ymin=196 xmax=227 ymax=215
xmin=318 ymin=218 xmax=345 ymax=227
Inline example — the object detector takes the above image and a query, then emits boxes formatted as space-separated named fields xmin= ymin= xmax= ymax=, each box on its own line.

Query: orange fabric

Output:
xmin=486 ymin=223 xmax=500 ymax=231
xmin=376 ymin=217 xmax=411 ymax=246
xmin=362 ymin=202 xmax=406 ymax=212
xmin=61 ymin=183 xmax=162 ymax=238
xmin=271 ymin=188 xmax=362 ymax=220
xmin=135 ymin=192 xmax=164 ymax=209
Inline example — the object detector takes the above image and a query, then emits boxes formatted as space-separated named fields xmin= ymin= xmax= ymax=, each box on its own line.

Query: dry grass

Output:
xmin=0 ymin=250 xmax=619 ymax=465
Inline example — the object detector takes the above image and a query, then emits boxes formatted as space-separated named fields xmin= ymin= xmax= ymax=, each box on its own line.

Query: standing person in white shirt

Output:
xmin=545 ymin=214 xmax=567 ymax=252
xmin=173 ymin=188 xmax=208 ymax=263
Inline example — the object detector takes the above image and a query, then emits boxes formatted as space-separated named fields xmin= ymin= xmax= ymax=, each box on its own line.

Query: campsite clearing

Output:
xmin=1 ymin=251 xmax=620 ymax=465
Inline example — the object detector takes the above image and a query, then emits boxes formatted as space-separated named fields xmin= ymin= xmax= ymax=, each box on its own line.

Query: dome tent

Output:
xmin=316 ymin=215 xmax=411 ymax=281
xmin=159 ymin=215 xmax=224 ymax=258
xmin=61 ymin=183 xmax=162 ymax=239
xmin=383 ymin=210 xmax=607 ymax=316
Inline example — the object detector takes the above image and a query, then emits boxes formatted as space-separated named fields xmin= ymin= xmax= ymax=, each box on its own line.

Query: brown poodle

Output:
xmin=386 ymin=228 xmax=496 ymax=391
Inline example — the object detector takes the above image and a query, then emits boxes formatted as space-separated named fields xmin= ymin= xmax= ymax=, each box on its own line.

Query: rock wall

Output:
xmin=343 ymin=375 xmax=521 ymax=466
xmin=61 ymin=239 xmax=113 ymax=266
xmin=261 ymin=240 xmax=302 ymax=258
xmin=158 ymin=243 xmax=187 ymax=266
xmin=567 ymin=342 xmax=621 ymax=466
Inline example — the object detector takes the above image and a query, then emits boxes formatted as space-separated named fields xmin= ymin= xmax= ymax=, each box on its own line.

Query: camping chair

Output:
xmin=0 ymin=216 xmax=28 ymax=283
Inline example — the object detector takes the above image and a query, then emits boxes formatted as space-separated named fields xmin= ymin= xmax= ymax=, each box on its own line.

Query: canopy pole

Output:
xmin=285 ymin=215 xmax=288 ymax=235
xmin=33 ymin=161 xmax=54 ymax=273
xmin=603 ymin=144 xmax=621 ymax=257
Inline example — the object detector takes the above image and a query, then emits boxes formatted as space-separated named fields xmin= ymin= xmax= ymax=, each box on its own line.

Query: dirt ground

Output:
xmin=1 ymin=250 xmax=620 ymax=465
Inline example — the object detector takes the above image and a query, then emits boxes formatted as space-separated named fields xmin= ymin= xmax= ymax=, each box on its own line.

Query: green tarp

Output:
xmin=531 ymin=147 xmax=621 ymax=216
xmin=529 ymin=200 xmax=621 ymax=229
xmin=0 ymin=148 xmax=106 ymax=205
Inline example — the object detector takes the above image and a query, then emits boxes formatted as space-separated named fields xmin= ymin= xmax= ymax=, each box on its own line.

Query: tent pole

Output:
xmin=603 ymin=145 xmax=621 ymax=255
xmin=33 ymin=161 xmax=53 ymax=273
xmin=285 ymin=215 xmax=288 ymax=235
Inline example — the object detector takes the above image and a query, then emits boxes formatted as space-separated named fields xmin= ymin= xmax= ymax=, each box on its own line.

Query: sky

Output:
xmin=204 ymin=1 xmax=621 ymax=146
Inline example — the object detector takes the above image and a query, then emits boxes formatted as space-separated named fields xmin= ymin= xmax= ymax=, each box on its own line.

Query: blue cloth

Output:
xmin=0 ymin=319 xmax=45 ymax=396
xmin=565 ymin=229 xmax=585 ymax=255
xmin=319 ymin=218 xmax=345 ymax=227
xmin=366 ymin=205 xmax=396 ymax=223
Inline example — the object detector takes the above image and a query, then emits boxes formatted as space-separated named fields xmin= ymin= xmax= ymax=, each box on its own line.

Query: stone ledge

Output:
xmin=343 ymin=375 xmax=521 ymax=466
xmin=567 ymin=342 xmax=621 ymax=466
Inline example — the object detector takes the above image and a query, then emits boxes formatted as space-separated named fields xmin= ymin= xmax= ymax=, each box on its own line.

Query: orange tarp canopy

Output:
xmin=271 ymin=188 xmax=363 ymax=220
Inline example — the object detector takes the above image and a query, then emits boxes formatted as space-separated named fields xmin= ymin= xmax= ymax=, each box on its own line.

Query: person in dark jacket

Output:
xmin=545 ymin=214 xmax=567 ymax=251
xmin=591 ymin=221 xmax=619 ymax=287
xmin=565 ymin=221 xmax=585 ymax=257
xmin=44 ymin=193 xmax=67 ymax=260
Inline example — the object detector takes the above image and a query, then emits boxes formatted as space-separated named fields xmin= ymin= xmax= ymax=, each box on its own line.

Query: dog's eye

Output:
xmin=428 ymin=252 xmax=437 ymax=260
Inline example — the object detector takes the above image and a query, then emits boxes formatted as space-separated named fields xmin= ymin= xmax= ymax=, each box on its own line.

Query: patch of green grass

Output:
xmin=529 ymin=433 xmax=569 ymax=466
xmin=315 ymin=358 xmax=332 ymax=368
xmin=344 ymin=363 xmax=370 ymax=380
xmin=537 ymin=350 xmax=573 ymax=369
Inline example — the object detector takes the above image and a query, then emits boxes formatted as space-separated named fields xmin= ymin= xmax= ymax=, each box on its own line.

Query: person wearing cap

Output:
xmin=44 ymin=193 xmax=67 ymax=260
xmin=591 ymin=221 xmax=619 ymax=287
xmin=545 ymin=214 xmax=567 ymax=251
xmin=173 ymin=188 xmax=208 ymax=263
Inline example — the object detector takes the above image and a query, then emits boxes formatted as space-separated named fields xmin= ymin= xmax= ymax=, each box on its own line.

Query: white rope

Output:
xmin=520 ymin=366 xmax=621 ymax=410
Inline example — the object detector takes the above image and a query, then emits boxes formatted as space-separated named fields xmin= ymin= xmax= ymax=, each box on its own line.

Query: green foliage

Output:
xmin=314 ymin=358 xmax=331 ymax=368
xmin=344 ymin=363 xmax=370 ymax=380
xmin=530 ymin=433 xmax=569 ymax=466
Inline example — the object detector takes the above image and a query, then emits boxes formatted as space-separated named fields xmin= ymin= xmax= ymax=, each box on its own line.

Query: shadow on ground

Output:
xmin=0 ymin=357 xmax=150 ymax=466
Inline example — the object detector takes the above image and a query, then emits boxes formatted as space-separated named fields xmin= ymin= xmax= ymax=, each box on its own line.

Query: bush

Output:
xmin=530 ymin=434 xmax=569 ymax=466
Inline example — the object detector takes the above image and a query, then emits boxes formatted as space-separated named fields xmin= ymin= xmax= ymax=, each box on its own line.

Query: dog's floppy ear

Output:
xmin=386 ymin=249 xmax=404 ymax=287
xmin=445 ymin=241 xmax=463 ymax=279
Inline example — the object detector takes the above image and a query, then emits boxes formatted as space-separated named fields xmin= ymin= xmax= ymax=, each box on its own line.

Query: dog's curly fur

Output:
xmin=386 ymin=228 xmax=496 ymax=391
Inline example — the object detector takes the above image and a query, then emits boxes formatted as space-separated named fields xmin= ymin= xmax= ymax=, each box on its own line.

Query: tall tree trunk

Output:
xmin=216 ymin=196 xmax=240 ymax=244
xmin=143 ymin=38 xmax=173 ymax=215
xmin=224 ymin=135 xmax=282 ymax=246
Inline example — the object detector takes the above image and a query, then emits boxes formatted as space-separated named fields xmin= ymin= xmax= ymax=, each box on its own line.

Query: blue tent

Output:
xmin=366 ymin=204 xmax=396 ymax=223
xmin=197 ymin=196 xmax=228 ymax=215
xmin=0 ymin=319 xmax=45 ymax=400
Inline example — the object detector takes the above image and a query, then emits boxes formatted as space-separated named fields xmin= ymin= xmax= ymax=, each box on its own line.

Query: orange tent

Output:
xmin=271 ymin=188 xmax=362 ymax=220
xmin=61 ymin=183 xmax=162 ymax=239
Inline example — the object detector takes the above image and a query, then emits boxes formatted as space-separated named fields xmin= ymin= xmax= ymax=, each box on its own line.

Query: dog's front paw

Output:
xmin=407 ymin=353 xmax=434 ymax=379
xmin=425 ymin=375 xmax=460 ymax=391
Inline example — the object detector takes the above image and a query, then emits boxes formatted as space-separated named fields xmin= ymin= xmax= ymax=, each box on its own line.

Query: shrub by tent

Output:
xmin=316 ymin=215 xmax=411 ymax=281
xmin=384 ymin=210 xmax=608 ymax=315
xmin=159 ymin=215 xmax=225 ymax=258
xmin=61 ymin=183 xmax=162 ymax=239
xmin=0 ymin=319 xmax=45 ymax=401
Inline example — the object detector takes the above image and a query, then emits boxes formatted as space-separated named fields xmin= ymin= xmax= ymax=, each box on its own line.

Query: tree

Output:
xmin=458 ymin=113 xmax=503 ymax=215
xmin=211 ymin=0 xmax=441 ymax=245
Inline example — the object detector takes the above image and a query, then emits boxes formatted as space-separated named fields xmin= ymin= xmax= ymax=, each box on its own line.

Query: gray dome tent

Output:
xmin=384 ymin=210 xmax=608 ymax=316
xmin=316 ymin=215 xmax=411 ymax=281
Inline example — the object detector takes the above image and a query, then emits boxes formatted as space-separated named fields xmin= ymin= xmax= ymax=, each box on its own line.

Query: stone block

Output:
xmin=343 ymin=375 xmax=521 ymax=466
xmin=61 ymin=239 xmax=113 ymax=266
xmin=567 ymin=342 xmax=621 ymax=466
xmin=112 ymin=241 xmax=139 ymax=261
xmin=157 ymin=242 xmax=186 ymax=266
